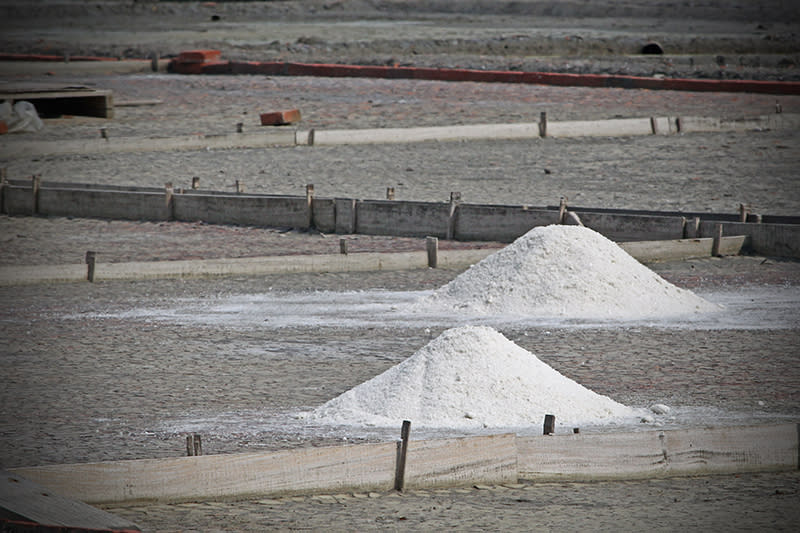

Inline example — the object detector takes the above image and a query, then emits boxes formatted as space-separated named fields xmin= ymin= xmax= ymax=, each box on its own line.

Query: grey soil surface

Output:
xmin=1 ymin=1 xmax=799 ymax=531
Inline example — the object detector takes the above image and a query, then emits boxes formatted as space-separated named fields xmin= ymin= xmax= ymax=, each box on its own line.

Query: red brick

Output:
xmin=260 ymin=109 xmax=301 ymax=126
xmin=176 ymin=49 xmax=222 ymax=64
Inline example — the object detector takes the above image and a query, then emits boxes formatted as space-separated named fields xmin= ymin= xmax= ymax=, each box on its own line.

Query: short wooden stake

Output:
xmin=426 ymin=236 xmax=438 ymax=268
xmin=306 ymin=184 xmax=315 ymax=228
xmin=739 ymin=203 xmax=750 ymax=223
xmin=573 ymin=427 xmax=580 ymax=434
xmin=339 ymin=238 xmax=348 ymax=255
xmin=676 ymin=117 xmax=683 ymax=133
xmin=386 ymin=187 xmax=395 ymax=200
xmin=539 ymin=111 xmax=547 ymax=137
xmin=100 ymin=128 xmax=108 ymax=140
xmin=558 ymin=196 xmax=568 ymax=224
xmin=447 ymin=191 xmax=461 ymax=240
xmin=191 ymin=177 xmax=200 ymax=190
xmin=236 ymin=122 xmax=243 ymax=133
xmin=150 ymin=51 xmax=159 ymax=72
xmin=186 ymin=434 xmax=202 ymax=456
xmin=711 ymin=223 xmax=723 ymax=256
xmin=307 ymin=128 xmax=315 ymax=146
xmin=543 ymin=414 xmax=555 ymax=435
xmin=394 ymin=420 xmax=411 ymax=491
xmin=85 ymin=251 xmax=97 ymax=282
xmin=164 ymin=182 xmax=174 ymax=220
xmin=236 ymin=180 xmax=245 ymax=193
xmin=31 ymin=175 xmax=40 ymax=215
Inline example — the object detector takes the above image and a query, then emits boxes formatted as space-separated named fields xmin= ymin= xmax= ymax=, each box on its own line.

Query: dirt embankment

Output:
xmin=1 ymin=0 xmax=799 ymax=80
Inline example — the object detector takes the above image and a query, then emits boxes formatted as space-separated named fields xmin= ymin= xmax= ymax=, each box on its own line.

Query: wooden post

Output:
xmin=235 ymin=180 xmax=245 ymax=194
xmin=191 ymin=177 xmax=200 ymax=190
xmin=236 ymin=122 xmax=243 ymax=133
xmin=306 ymin=184 xmax=314 ymax=229
xmin=85 ymin=251 xmax=97 ymax=282
xmin=539 ymin=111 xmax=547 ymax=137
xmin=573 ymin=427 xmax=580 ymax=434
xmin=99 ymin=128 xmax=108 ymax=141
xmin=447 ymin=191 xmax=461 ymax=240
xmin=150 ymin=51 xmax=159 ymax=72
xmin=164 ymin=182 xmax=174 ymax=220
xmin=426 ymin=236 xmax=438 ymax=268
xmin=394 ymin=420 xmax=411 ymax=491
xmin=676 ymin=117 xmax=683 ymax=133
xmin=31 ymin=174 xmax=40 ymax=215
xmin=386 ymin=187 xmax=395 ymax=200
xmin=186 ymin=434 xmax=202 ymax=456
xmin=543 ymin=414 xmax=555 ymax=435
xmin=739 ymin=203 xmax=750 ymax=223
xmin=558 ymin=197 xmax=568 ymax=224
xmin=649 ymin=116 xmax=658 ymax=135
xmin=308 ymin=128 xmax=315 ymax=146
xmin=339 ymin=238 xmax=348 ymax=255
xmin=711 ymin=223 xmax=723 ymax=256
xmin=0 ymin=168 xmax=6 ymax=215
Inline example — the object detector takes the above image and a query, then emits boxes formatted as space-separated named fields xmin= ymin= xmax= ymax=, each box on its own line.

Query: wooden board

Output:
xmin=1 ymin=470 xmax=140 ymax=531
xmin=0 ymin=83 xmax=113 ymax=118
xmin=11 ymin=434 xmax=517 ymax=504
xmin=518 ymin=424 xmax=798 ymax=481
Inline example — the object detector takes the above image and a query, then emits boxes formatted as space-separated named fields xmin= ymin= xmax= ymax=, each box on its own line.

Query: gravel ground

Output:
xmin=1 ymin=2 xmax=799 ymax=531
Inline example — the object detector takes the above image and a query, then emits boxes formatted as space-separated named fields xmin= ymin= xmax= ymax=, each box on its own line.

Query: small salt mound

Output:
xmin=309 ymin=325 xmax=639 ymax=429
xmin=419 ymin=224 xmax=717 ymax=319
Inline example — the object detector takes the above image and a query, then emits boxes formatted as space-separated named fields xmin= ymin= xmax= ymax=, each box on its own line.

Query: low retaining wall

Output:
xmin=10 ymin=424 xmax=798 ymax=505
xmin=3 ymin=114 xmax=799 ymax=159
xmin=1 ymin=180 xmax=796 ymax=262
xmin=170 ymin=57 xmax=800 ymax=96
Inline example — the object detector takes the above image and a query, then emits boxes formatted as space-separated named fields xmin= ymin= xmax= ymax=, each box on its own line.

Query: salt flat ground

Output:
xmin=1 ymin=1 xmax=799 ymax=530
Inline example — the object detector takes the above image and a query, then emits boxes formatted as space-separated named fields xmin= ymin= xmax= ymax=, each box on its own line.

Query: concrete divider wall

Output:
xmin=2 ymin=184 xmax=34 ymax=215
xmin=312 ymin=197 xmax=336 ymax=233
xmin=173 ymin=194 xmax=310 ymax=228
xmin=38 ymin=188 xmax=170 ymax=221
xmin=546 ymin=118 xmax=654 ymax=138
xmin=454 ymin=204 xmax=557 ymax=242
xmin=700 ymin=220 xmax=800 ymax=258
xmin=356 ymin=200 xmax=452 ymax=238
xmin=577 ymin=212 xmax=687 ymax=242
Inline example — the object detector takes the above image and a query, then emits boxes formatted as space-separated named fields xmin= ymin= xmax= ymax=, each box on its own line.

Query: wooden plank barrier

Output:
xmin=518 ymin=423 xmax=798 ymax=481
xmin=10 ymin=434 xmax=517 ymax=505
xmin=9 ymin=426 xmax=796 ymax=504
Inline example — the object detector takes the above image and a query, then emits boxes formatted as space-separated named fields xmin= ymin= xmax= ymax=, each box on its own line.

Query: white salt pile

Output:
xmin=417 ymin=224 xmax=717 ymax=319
xmin=308 ymin=325 xmax=641 ymax=429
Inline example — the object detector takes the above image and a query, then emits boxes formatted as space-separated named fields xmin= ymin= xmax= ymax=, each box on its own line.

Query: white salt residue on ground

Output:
xmin=416 ymin=224 xmax=719 ymax=320
xmin=308 ymin=325 xmax=642 ymax=429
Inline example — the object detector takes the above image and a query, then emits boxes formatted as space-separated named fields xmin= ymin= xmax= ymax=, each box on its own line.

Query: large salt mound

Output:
xmin=309 ymin=325 xmax=640 ymax=429
xmin=420 ymin=224 xmax=717 ymax=319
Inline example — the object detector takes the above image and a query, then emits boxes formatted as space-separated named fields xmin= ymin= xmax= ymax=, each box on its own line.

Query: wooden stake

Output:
xmin=186 ymin=434 xmax=202 ymax=456
xmin=394 ymin=420 xmax=411 ymax=491
xmin=339 ymin=238 xmax=348 ymax=255
xmin=386 ymin=187 xmax=395 ymax=200
xmin=426 ymin=236 xmax=438 ymax=268
xmin=543 ymin=414 xmax=555 ymax=435
xmin=306 ymin=184 xmax=315 ymax=229
xmin=739 ymin=203 xmax=750 ymax=223
xmin=539 ymin=111 xmax=547 ymax=137
xmin=236 ymin=180 xmax=245 ymax=193
xmin=191 ymin=177 xmax=200 ymax=190
xmin=85 ymin=251 xmax=97 ymax=282
xmin=236 ymin=122 xmax=244 ymax=133
xmin=150 ymin=51 xmax=159 ymax=72
xmin=447 ymin=191 xmax=461 ymax=240
xmin=650 ymin=116 xmax=658 ymax=135
xmin=711 ymin=223 xmax=723 ymax=256
xmin=558 ymin=197 xmax=568 ymax=224
xmin=31 ymin=174 xmax=40 ymax=215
